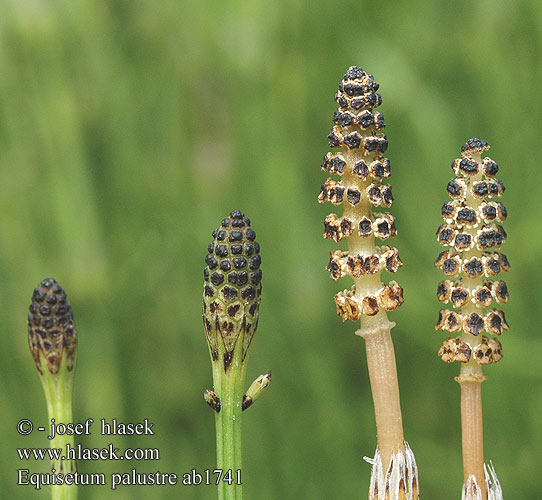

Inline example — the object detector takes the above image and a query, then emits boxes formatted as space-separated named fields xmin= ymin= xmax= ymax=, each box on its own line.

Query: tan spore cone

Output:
xmin=434 ymin=138 xmax=508 ymax=499
xmin=319 ymin=66 xmax=418 ymax=500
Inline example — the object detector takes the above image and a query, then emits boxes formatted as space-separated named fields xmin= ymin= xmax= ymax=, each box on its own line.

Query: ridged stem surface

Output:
xmin=40 ymin=363 xmax=77 ymax=500
xmin=203 ymin=210 xmax=262 ymax=500
xmin=214 ymin=349 xmax=245 ymax=500
xmin=360 ymin=322 xmax=404 ymax=468
xmin=458 ymin=375 xmax=486 ymax=500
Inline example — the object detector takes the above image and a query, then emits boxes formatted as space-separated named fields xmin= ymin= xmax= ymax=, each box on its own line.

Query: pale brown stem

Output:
xmin=358 ymin=316 xmax=404 ymax=468
xmin=457 ymin=371 xmax=487 ymax=499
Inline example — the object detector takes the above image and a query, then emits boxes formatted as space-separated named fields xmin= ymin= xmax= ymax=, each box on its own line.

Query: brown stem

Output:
xmin=456 ymin=371 xmax=487 ymax=499
xmin=358 ymin=316 xmax=404 ymax=468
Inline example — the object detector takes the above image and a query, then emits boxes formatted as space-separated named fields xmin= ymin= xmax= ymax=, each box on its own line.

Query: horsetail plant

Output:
xmin=27 ymin=278 xmax=78 ymax=500
xmin=435 ymin=138 xmax=507 ymax=500
xmin=319 ymin=66 xmax=418 ymax=499
xmin=203 ymin=209 xmax=269 ymax=500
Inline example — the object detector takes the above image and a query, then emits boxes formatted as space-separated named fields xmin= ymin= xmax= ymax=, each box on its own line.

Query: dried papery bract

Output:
xmin=202 ymin=209 xmax=269 ymax=500
xmin=28 ymin=278 xmax=78 ymax=500
xmin=319 ymin=66 xmax=418 ymax=499
xmin=435 ymin=138 xmax=508 ymax=499
xmin=365 ymin=443 xmax=419 ymax=500
xmin=462 ymin=464 xmax=503 ymax=500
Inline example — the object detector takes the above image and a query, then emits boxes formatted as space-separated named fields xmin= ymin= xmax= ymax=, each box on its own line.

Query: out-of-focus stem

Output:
xmin=40 ymin=362 xmax=77 ymax=500
xmin=28 ymin=279 xmax=78 ymax=500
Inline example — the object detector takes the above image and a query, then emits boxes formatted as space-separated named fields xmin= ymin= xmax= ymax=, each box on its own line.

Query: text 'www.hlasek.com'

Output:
xmin=16 ymin=418 xmax=241 ymax=490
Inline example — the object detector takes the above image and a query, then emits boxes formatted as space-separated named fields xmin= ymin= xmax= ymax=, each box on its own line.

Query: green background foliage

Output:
xmin=1 ymin=0 xmax=540 ymax=498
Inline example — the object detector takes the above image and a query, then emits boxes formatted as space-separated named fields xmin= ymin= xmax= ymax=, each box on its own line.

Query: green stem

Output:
xmin=214 ymin=345 xmax=245 ymax=500
xmin=40 ymin=363 xmax=77 ymax=500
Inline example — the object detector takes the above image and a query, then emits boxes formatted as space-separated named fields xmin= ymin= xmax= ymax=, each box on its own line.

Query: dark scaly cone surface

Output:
xmin=27 ymin=278 xmax=78 ymax=495
xmin=202 ymin=210 xmax=265 ymax=500
xmin=435 ymin=138 xmax=509 ymax=365
xmin=203 ymin=209 xmax=262 ymax=370
xmin=319 ymin=66 xmax=403 ymax=324
xmin=28 ymin=278 xmax=77 ymax=375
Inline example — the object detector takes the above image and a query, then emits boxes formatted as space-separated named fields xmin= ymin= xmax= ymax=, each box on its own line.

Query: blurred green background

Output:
xmin=1 ymin=0 xmax=540 ymax=498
